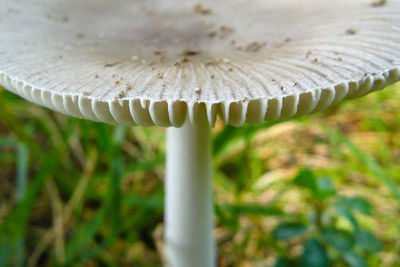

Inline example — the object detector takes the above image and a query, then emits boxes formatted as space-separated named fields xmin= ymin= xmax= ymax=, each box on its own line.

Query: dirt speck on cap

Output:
xmin=345 ymin=28 xmax=357 ymax=35
xmin=181 ymin=56 xmax=192 ymax=63
xmin=94 ymin=74 xmax=99 ymax=79
xmin=220 ymin=25 xmax=234 ymax=37
xmin=245 ymin=42 xmax=265 ymax=52
xmin=157 ymin=73 xmax=164 ymax=79
xmin=195 ymin=87 xmax=202 ymax=94
xmin=194 ymin=3 xmax=212 ymax=15
xmin=117 ymin=91 xmax=125 ymax=99
xmin=105 ymin=61 xmax=121 ymax=67
xmin=115 ymin=80 xmax=120 ymax=86
xmin=313 ymin=58 xmax=318 ymax=63
xmin=126 ymin=83 xmax=132 ymax=90
xmin=208 ymin=30 xmax=217 ymax=38
xmin=372 ymin=0 xmax=386 ymax=7
xmin=205 ymin=60 xmax=216 ymax=66
xmin=153 ymin=48 xmax=164 ymax=55
xmin=183 ymin=48 xmax=201 ymax=56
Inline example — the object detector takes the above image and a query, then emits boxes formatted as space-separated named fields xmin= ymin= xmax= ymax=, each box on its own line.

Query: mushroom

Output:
xmin=0 ymin=0 xmax=399 ymax=266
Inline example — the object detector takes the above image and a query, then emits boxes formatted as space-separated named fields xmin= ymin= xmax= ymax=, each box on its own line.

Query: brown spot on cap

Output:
xmin=245 ymin=42 xmax=265 ymax=52
xmin=194 ymin=3 xmax=212 ymax=15
xmin=371 ymin=0 xmax=386 ymax=7
xmin=153 ymin=48 xmax=163 ymax=55
xmin=208 ymin=30 xmax=217 ymax=38
xmin=346 ymin=28 xmax=357 ymax=35
xmin=182 ymin=48 xmax=201 ymax=56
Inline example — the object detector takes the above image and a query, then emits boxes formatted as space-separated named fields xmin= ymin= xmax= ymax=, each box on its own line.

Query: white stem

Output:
xmin=165 ymin=117 xmax=215 ymax=267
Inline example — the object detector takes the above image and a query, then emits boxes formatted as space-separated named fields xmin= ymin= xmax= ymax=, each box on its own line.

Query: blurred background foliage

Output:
xmin=0 ymin=82 xmax=400 ymax=266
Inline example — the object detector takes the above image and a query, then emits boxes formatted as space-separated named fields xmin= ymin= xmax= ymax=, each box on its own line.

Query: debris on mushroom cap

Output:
xmin=372 ymin=0 xmax=386 ymax=7
xmin=245 ymin=42 xmax=266 ymax=52
xmin=194 ymin=3 xmax=212 ymax=14
xmin=105 ymin=61 xmax=121 ymax=67
xmin=345 ymin=28 xmax=357 ymax=35
xmin=182 ymin=48 xmax=201 ymax=56
xmin=0 ymin=0 xmax=399 ymax=127
xmin=117 ymin=91 xmax=125 ymax=98
xmin=208 ymin=30 xmax=217 ymax=37
xmin=153 ymin=48 xmax=163 ymax=55
xmin=219 ymin=25 xmax=235 ymax=38
xmin=181 ymin=57 xmax=192 ymax=63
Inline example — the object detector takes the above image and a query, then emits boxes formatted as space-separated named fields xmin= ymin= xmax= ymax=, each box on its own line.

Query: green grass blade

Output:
xmin=16 ymin=143 xmax=29 ymax=201
xmin=327 ymin=128 xmax=400 ymax=202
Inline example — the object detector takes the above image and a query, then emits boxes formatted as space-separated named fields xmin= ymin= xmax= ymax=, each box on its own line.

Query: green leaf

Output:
xmin=223 ymin=203 xmax=285 ymax=217
xmin=293 ymin=169 xmax=316 ymax=190
xmin=213 ymin=121 xmax=283 ymax=156
xmin=0 ymin=240 xmax=12 ymax=267
xmin=275 ymin=257 xmax=298 ymax=267
xmin=335 ymin=196 xmax=372 ymax=216
xmin=273 ymin=222 xmax=307 ymax=240
xmin=65 ymin=210 xmax=105 ymax=263
xmin=293 ymin=170 xmax=336 ymax=200
xmin=348 ymin=197 xmax=372 ymax=215
xmin=113 ymin=125 xmax=127 ymax=146
xmin=327 ymin=128 xmax=400 ymax=203
xmin=301 ymin=239 xmax=329 ymax=267
xmin=355 ymin=230 xmax=382 ymax=253
xmin=314 ymin=177 xmax=336 ymax=199
xmin=321 ymin=227 xmax=354 ymax=251
xmin=342 ymin=251 xmax=369 ymax=267
xmin=16 ymin=142 xmax=29 ymax=201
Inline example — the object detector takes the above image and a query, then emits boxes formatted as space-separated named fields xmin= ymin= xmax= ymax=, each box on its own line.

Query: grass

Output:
xmin=0 ymin=82 xmax=399 ymax=266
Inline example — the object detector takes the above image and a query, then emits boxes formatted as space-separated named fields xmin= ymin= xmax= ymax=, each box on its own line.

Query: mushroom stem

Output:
xmin=165 ymin=116 xmax=215 ymax=267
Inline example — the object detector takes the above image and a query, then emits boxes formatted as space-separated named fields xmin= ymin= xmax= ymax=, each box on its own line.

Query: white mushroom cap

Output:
xmin=1 ymin=0 xmax=399 ymax=127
